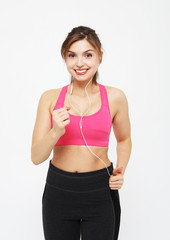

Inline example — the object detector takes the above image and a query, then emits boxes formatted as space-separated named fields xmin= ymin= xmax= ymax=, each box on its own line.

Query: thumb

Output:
xmin=65 ymin=105 xmax=71 ymax=110
xmin=113 ymin=167 xmax=123 ymax=176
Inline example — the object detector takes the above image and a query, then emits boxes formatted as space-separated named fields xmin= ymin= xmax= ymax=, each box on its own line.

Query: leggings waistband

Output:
xmin=45 ymin=160 xmax=114 ymax=193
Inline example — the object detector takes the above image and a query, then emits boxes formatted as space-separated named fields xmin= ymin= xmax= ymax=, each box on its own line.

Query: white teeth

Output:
xmin=76 ymin=69 xmax=88 ymax=73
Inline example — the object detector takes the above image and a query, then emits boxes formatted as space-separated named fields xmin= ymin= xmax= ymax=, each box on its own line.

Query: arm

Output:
xmin=112 ymin=89 xmax=132 ymax=176
xmin=31 ymin=90 xmax=61 ymax=165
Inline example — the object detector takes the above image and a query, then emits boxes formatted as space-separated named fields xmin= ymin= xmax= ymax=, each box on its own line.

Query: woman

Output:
xmin=31 ymin=26 xmax=132 ymax=240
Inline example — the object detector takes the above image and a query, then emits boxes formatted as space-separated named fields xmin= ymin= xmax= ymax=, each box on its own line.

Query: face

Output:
xmin=65 ymin=39 xmax=103 ymax=83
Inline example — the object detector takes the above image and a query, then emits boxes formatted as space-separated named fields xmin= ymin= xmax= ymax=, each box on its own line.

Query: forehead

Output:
xmin=68 ymin=39 xmax=95 ymax=52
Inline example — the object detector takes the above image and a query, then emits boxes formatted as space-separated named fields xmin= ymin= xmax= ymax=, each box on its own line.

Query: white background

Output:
xmin=0 ymin=0 xmax=169 ymax=239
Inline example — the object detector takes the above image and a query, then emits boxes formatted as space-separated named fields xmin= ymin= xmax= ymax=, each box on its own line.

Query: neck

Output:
xmin=70 ymin=79 xmax=96 ymax=97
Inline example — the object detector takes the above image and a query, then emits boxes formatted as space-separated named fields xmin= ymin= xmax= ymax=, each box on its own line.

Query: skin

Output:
xmin=64 ymin=39 xmax=102 ymax=95
xmin=31 ymin=39 xmax=132 ymax=190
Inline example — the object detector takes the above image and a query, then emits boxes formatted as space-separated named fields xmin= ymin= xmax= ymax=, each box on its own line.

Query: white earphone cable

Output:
xmin=68 ymin=79 xmax=111 ymax=177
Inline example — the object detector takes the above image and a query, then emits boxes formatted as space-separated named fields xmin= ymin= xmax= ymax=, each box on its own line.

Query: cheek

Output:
xmin=87 ymin=57 xmax=100 ymax=68
xmin=66 ymin=61 xmax=75 ymax=71
xmin=90 ymin=62 xmax=100 ymax=70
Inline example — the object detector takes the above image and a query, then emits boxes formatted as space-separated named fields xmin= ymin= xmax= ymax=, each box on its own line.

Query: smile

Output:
xmin=74 ymin=69 xmax=89 ymax=75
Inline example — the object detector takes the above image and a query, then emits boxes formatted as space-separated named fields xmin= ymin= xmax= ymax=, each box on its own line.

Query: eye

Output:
xmin=68 ymin=54 xmax=75 ymax=58
xmin=85 ymin=53 xmax=92 ymax=58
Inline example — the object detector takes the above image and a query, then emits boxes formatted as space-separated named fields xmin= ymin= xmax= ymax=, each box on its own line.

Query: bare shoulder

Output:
xmin=40 ymin=88 xmax=62 ymax=99
xmin=39 ymin=87 xmax=63 ymax=114
xmin=104 ymin=85 xmax=129 ymax=118
xmin=105 ymin=84 xmax=128 ymax=104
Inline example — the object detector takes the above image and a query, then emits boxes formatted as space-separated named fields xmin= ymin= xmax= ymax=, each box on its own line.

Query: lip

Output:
xmin=74 ymin=69 xmax=89 ymax=75
xmin=74 ymin=68 xmax=89 ymax=71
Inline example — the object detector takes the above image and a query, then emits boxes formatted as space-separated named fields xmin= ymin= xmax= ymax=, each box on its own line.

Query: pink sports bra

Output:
xmin=51 ymin=83 xmax=112 ymax=147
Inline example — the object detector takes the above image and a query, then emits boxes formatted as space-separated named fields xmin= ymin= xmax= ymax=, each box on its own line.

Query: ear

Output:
xmin=99 ymin=51 xmax=103 ymax=64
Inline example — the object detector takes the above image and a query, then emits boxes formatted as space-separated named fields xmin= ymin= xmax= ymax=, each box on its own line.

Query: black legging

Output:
xmin=42 ymin=160 xmax=121 ymax=240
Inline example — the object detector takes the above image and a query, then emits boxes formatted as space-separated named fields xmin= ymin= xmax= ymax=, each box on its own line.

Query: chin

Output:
xmin=73 ymin=77 xmax=94 ymax=82
xmin=71 ymin=74 xmax=95 ymax=82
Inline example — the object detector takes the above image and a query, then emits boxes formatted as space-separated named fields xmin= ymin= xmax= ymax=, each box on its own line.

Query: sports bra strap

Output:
xmin=99 ymin=84 xmax=109 ymax=107
xmin=55 ymin=83 xmax=109 ymax=110
xmin=55 ymin=85 xmax=68 ymax=109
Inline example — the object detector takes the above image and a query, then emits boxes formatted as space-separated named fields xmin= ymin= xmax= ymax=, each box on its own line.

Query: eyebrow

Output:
xmin=67 ymin=49 xmax=94 ymax=53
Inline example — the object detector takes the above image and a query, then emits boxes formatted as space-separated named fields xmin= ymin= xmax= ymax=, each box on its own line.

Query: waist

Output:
xmin=52 ymin=145 xmax=110 ymax=171
xmin=45 ymin=160 xmax=113 ymax=193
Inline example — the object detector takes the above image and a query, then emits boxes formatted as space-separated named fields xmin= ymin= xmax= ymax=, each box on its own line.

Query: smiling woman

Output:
xmin=31 ymin=25 xmax=132 ymax=240
xmin=61 ymin=26 xmax=103 ymax=84
xmin=64 ymin=39 xmax=101 ymax=86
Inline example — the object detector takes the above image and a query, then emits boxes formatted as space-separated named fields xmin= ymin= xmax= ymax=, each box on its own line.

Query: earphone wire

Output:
xmin=68 ymin=79 xmax=111 ymax=177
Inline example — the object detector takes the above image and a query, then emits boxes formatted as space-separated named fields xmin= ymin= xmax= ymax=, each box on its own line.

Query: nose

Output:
xmin=76 ymin=57 xmax=84 ymax=68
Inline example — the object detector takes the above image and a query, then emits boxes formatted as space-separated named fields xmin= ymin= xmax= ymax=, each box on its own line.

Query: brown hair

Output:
xmin=61 ymin=26 xmax=103 ymax=85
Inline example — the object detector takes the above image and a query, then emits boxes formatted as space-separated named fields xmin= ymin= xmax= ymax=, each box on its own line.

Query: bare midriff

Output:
xmin=51 ymin=145 xmax=111 ymax=173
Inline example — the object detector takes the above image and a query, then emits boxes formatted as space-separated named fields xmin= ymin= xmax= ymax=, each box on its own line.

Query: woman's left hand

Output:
xmin=109 ymin=167 xmax=124 ymax=190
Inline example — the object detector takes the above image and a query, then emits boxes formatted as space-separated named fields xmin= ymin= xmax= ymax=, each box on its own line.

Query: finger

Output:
xmin=110 ymin=186 xmax=121 ymax=190
xmin=109 ymin=182 xmax=122 ymax=188
xmin=58 ymin=107 xmax=68 ymax=112
xmin=109 ymin=178 xmax=124 ymax=184
xmin=110 ymin=175 xmax=122 ymax=181
xmin=65 ymin=105 xmax=71 ymax=110
xmin=117 ymin=168 xmax=123 ymax=174
xmin=110 ymin=179 xmax=123 ymax=186
xmin=114 ymin=167 xmax=123 ymax=172
xmin=110 ymin=180 xmax=123 ymax=185
xmin=110 ymin=181 xmax=123 ymax=187
xmin=117 ymin=168 xmax=123 ymax=172
xmin=60 ymin=113 xmax=70 ymax=121
xmin=110 ymin=179 xmax=121 ymax=184
xmin=113 ymin=168 xmax=123 ymax=176
xmin=59 ymin=111 xmax=70 ymax=118
xmin=109 ymin=184 xmax=121 ymax=189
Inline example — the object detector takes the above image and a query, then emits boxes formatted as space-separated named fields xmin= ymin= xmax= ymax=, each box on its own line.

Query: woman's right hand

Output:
xmin=51 ymin=106 xmax=71 ymax=136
